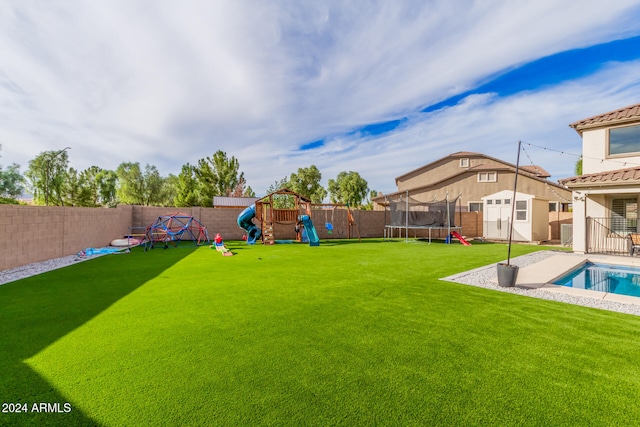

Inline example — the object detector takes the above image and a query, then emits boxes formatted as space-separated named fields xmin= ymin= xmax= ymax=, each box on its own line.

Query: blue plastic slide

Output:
xmin=237 ymin=204 xmax=262 ymax=244
xmin=300 ymin=215 xmax=320 ymax=246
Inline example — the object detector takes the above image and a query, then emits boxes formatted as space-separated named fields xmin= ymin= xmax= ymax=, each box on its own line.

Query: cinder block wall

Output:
xmin=460 ymin=212 xmax=483 ymax=238
xmin=1 ymin=205 xmax=132 ymax=271
xmin=353 ymin=209 xmax=386 ymax=238
xmin=131 ymin=207 xmax=387 ymax=242
xmin=2 ymin=204 xmax=565 ymax=272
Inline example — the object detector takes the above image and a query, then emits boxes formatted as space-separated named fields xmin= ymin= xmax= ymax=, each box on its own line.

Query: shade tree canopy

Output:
xmin=24 ymin=149 xmax=70 ymax=206
xmin=0 ymin=145 xmax=25 ymax=202
xmin=287 ymin=165 xmax=327 ymax=203
xmin=191 ymin=150 xmax=253 ymax=206
xmin=15 ymin=147 xmax=373 ymax=209
xmin=328 ymin=171 xmax=369 ymax=207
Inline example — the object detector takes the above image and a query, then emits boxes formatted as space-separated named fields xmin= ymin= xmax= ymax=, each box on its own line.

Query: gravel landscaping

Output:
xmin=0 ymin=253 xmax=101 ymax=286
xmin=443 ymin=250 xmax=640 ymax=317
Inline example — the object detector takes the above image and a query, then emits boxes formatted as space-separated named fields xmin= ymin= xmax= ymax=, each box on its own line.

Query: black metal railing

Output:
xmin=586 ymin=217 xmax=630 ymax=255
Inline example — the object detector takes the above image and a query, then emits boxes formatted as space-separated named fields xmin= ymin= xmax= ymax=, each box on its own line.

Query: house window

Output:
xmin=477 ymin=172 xmax=497 ymax=182
xmin=608 ymin=124 xmax=640 ymax=156
xmin=486 ymin=200 xmax=493 ymax=205
xmin=504 ymin=199 xmax=511 ymax=205
xmin=515 ymin=200 xmax=527 ymax=221
xmin=460 ymin=158 xmax=470 ymax=167
xmin=469 ymin=202 xmax=483 ymax=212
xmin=495 ymin=199 xmax=501 ymax=205
xmin=612 ymin=198 xmax=637 ymax=234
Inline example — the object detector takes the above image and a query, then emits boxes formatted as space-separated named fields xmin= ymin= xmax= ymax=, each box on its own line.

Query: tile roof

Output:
xmin=569 ymin=102 xmax=640 ymax=134
xmin=560 ymin=166 xmax=640 ymax=187
xmin=520 ymin=165 xmax=550 ymax=178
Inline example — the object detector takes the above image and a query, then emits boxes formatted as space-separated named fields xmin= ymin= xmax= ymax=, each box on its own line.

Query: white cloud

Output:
xmin=0 ymin=1 xmax=639 ymax=196
xmin=312 ymin=60 xmax=640 ymax=194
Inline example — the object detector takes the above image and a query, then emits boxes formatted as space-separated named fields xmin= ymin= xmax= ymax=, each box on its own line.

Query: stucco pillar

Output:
xmin=571 ymin=192 xmax=586 ymax=253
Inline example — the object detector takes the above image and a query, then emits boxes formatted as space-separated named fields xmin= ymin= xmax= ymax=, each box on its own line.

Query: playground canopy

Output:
xmin=144 ymin=212 xmax=210 ymax=250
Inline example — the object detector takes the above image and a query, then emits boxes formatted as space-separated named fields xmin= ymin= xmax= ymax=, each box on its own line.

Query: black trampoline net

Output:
xmin=388 ymin=195 xmax=458 ymax=227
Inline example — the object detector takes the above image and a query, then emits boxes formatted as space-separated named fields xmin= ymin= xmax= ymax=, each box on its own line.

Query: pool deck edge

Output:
xmin=516 ymin=254 xmax=640 ymax=306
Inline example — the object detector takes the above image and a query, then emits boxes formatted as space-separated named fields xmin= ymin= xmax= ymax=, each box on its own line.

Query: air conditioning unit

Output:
xmin=561 ymin=224 xmax=573 ymax=246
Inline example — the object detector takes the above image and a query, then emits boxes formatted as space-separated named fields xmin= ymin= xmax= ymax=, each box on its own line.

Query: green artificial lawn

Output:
xmin=2 ymin=239 xmax=640 ymax=426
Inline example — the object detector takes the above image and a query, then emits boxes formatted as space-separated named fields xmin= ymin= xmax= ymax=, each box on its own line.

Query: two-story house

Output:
xmin=561 ymin=103 xmax=640 ymax=254
xmin=373 ymin=152 xmax=572 ymax=241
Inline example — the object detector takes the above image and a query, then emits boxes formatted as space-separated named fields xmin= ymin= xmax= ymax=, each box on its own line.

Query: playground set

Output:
xmin=143 ymin=212 xmax=210 ymax=250
xmin=383 ymin=193 xmax=470 ymax=245
xmin=95 ymin=193 xmax=361 ymax=257
xmin=237 ymin=189 xmax=360 ymax=246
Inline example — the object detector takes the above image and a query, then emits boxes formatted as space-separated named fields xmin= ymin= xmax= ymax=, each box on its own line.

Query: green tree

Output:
xmin=575 ymin=156 xmax=583 ymax=175
xmin=25 ymin=149 xmax=70 ymax=205
xmin=142 ymin=164 xmax=164 ymax=206
xmin=0 ymin=146 xmax=25 ymax=201
xmin=288 ymin=165 xmax=327 ymax=203
xmin=266 ymin=176 xmax=294 ymax=208
xmin=79 ymin=166 xmax=103 ymax=206
xmin=361 ymin=189 xmax=380 ymax=210
xmin=193 ymin=150 xmax=248 ymax=205
xmin=0 ymin=163 xmax=25 ymax=203
xmin=65 ymin=168 xmax=82 ymax=206
xmin=96 ymin=169 xmax=118 ymax=207
xmin=175 ymin=164 xmax=201 ymax=207
xmin=328 ymin=171 xmax=369 ymax=207
xmin=0 ymin=164 xmax=24 ymax=198
xmin=116 ymin=162 xmax=145 ymax=205
xmin=116 ymin=163 xmax=169 ymax=206
xmin=161 ymin=174 xmax=178 ymax=207
xmin=65 ymin=166 xmax=102 ymax=207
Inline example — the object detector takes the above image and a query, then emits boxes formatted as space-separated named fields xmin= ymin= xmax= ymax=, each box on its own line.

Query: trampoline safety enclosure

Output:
xmin=384 ymin=193 xmax=461 ymax=243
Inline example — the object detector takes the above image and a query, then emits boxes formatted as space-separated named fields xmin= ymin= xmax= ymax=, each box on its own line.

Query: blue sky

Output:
xmin=1 ymin=1 xmax=640 ymax=196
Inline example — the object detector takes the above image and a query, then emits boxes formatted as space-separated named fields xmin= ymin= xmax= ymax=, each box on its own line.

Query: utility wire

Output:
xmin=523 ymin=141 xmax=640 ymax=168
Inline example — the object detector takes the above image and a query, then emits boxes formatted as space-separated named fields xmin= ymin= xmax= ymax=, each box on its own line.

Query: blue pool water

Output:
xmin=553 ymin=262 xmax=640 ymax=297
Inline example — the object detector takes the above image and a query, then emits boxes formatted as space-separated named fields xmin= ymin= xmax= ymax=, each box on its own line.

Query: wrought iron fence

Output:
xmin=586 ymin=217 xmax=630 ymax=255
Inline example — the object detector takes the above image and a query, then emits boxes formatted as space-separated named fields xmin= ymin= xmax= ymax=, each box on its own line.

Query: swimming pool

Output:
xmin=553 ymin=262 xmax=640 ymax=297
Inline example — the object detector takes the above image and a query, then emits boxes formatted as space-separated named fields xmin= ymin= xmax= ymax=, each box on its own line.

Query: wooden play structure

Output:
xmin=252 ymin=189 xmax=361 ymax=244
xmin=311 ymin=203 xmax=361 ymax=242
xmin=254 ymin=189 xmax=312 ymax=245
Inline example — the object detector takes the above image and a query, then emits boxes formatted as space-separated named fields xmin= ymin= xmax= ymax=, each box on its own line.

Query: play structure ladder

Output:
xmin=263 ymin=223 xmax=275 ymax=245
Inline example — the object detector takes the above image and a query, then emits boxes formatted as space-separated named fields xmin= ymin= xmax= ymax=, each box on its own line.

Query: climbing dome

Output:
xmin=144 ymin=212 xmax=210 ymax=250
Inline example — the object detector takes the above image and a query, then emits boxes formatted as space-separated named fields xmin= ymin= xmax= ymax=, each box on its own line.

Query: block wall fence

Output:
xmin=1 ymin=204 xmax=567 ymax=271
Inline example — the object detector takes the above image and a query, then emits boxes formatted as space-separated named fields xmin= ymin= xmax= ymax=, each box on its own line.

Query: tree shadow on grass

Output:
xmin=0 ymin=247 xmax=196 ymax=426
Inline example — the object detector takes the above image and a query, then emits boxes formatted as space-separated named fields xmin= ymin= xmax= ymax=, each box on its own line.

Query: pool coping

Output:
xmin=514 ymin=254 xmax=640 ymax=306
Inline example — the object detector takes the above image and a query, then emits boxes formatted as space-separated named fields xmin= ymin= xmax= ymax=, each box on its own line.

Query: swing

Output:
xmin=325 ymin=207 xmax=334 ymax=234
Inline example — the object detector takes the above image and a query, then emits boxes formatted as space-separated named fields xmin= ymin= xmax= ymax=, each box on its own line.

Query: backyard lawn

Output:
xmin=2 ymin=239 xmax=640 ymax=426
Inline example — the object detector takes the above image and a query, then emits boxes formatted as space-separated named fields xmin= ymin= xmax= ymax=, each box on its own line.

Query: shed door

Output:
xmin=484 ymin=203 xmax=510 ymax=239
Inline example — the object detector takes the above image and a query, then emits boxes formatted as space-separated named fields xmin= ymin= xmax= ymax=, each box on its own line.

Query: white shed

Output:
xmin=482 ymin=190 xmax=549 ymax=242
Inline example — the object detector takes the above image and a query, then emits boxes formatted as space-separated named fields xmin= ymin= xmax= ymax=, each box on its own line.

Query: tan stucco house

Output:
xmin=374 ymin=151 xmax=572 ymax=213
xmin=561 ymin=103 xmax=640 ymax=254
xmin=373 ymin=152 xmax=572 ymax=242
